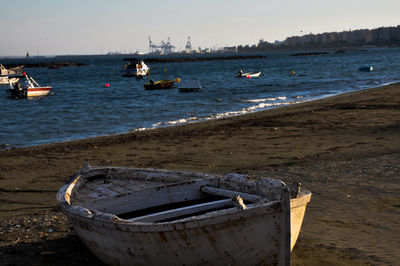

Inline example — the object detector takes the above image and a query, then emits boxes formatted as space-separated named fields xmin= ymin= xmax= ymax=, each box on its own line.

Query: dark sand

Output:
xmin=1 ymin=83 xmax=399 ymax=265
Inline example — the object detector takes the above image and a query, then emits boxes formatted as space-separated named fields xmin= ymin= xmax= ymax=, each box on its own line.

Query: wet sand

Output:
xmin=1 ymin=83 xmax=400 ymax=265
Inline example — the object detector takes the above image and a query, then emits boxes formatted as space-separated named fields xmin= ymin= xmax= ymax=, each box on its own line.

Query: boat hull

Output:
xmin=0 ymin=64 xmax=23 ymax=85
xmin=122 ymin=70 xmax=148 ymax=77
xmin=179 ymin=87 xmax=202 ymax=92
xmin=359 ymin=66 xmax=373 ymax=72
xmin=122 ymin=60 xmax=149 ymax=77
xmin=27 ymin=87 xmax=52 ymax=97
xmin=67 ymin=200 xmax=289 ymax=265
xmin=178 ymin=81 xmax=202 ymax=92
xmin=144 ymin=80 xmax=175 ymax=90
xmin=57 ymin=167 xmax=292 ymax=265
xmin=0 ymin=76 xmax=18 ymax=85
xmin=238 ymin=71 xmax=262 ymax=78
xmin=8 ymin=86 xmax=52 ymax=99
xmin=290 ymin=190 xmax=311 ymax=251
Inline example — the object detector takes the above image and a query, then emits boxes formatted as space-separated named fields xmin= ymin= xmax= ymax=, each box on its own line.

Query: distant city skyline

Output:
xmin=0 ymin=0 xmax=399 ymax=56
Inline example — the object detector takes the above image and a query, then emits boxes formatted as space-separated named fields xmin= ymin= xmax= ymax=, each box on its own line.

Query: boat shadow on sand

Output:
xmin=0 ymin=212 xmax=104 ymax=266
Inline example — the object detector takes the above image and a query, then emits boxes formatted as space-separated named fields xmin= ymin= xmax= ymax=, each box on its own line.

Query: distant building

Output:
xmin=222 ymin=46 xmax=237 ymax=53
xmin=281 ymin=25 xmax=400 ymax=49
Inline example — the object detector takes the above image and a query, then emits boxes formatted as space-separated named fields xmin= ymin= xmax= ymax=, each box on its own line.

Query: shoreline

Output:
xmin=3 ymin=81 xmax=398 ymax=151
xmin=1 ymin=82 xmax=400 ymax=265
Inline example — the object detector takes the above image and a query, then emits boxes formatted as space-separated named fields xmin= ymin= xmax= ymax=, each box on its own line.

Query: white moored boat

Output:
xmin=237 ymin=70 xmax=262 ymax=78
xmin=0 ymin=64 xmax=23 ymax=85
xmin=122 ymin=59 xmax=150 ymax=78
xmin=57 ymin=165 xmax=311 ymax=265
xmin=7 ymin=73 xmax=52 ymax=99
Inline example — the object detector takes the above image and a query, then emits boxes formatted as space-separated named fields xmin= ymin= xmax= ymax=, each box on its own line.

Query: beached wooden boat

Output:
xmin=58 ymin=166 xmax=309 ymax=265
xmin=237 ymin=70 xmax=262 ymax=78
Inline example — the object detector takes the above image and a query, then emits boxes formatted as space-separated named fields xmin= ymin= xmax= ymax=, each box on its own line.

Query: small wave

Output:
xmin=245 ymin=100 xmax=302 ymax=111
xmin=138 ymin=99 xmax=306 ymax=131
xmin=243 ymin=96 xmax=287 ymax=103
xmin=153 ymin=116 xmax=199 ymax=127
xmin=376 ymin=80 xmax=400 ymax=87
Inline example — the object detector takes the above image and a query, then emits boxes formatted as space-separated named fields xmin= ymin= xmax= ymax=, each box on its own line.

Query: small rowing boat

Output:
xmin=57 ymin=165 xmax=311 ymax=265
xmin=144 ymin=78 xmax=178 ymax=90
xmin=144 ymin=67 xmax=180 ymax=90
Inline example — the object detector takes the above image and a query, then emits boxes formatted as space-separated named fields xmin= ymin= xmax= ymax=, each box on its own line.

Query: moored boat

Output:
xmin=144 ymin=68 xmax=180 ymax=90
xmin=0 ymin=64 xmax=23 ymax=85
xmin=57 ymin=165 xmax=311 ymax=265
xmin=122 ymin=58 xmax=150 ymax=78
xmin=178 ymin=80 xmax=202 ymax=92
xmin=359 ymin=66 xmax=373 ymax=72
xmin=7 ymin=73 xmax=53 ymax=99
xmin=237 ymin=70 xmax=262 ymax=78
xmin=144 ymin=78 xmax=177 ymax=90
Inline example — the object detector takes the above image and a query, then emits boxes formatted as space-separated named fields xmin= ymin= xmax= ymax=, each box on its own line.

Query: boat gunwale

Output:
xmin=57 ymin=166 xmax=291 ymax=232
xmin=60 ymin=197 xmax=287 ymax=232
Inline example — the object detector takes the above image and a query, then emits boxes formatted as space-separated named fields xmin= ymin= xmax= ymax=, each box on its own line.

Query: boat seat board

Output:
xmin=201 ymin=186 xmax=262 ymax=202
xmin=127 ymin=198 xmax=233 ymax=222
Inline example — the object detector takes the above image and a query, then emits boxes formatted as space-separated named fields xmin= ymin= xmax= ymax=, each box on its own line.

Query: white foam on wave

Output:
xmin=243 ymin=96 xmax=287 ymax=103
xmin=376 ymin=80 xmax=400 ymax=88
xmin=131 ymin=97 xmax=307 ymax=132
xmin=153 ymin=116 xmax=199 ymax=127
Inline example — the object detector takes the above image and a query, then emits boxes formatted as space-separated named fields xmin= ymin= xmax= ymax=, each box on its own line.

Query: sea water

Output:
xmin=1 ymin=48 xmax=399 ymax=148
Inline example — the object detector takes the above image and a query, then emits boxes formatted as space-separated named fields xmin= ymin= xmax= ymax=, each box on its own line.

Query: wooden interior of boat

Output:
xmin=71 ymin=176 xmax=266 ymax=223
xmin=118 ymin=194 xmax=229 ymax=222
xmin=116 ymin=186 xmax=260 ymax=223
xmin=68 ymin=168 xmax=287 ymax=224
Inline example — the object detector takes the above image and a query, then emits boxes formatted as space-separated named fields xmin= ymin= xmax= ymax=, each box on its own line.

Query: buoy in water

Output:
xmin=105 ymin=83 xmax=110 ymax=88
xmin=291 ymin=70 xmax=295 ymax=75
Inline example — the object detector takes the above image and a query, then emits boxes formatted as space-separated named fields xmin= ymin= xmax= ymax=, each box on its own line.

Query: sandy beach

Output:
xmin=1 ymin=83 xmax=399 ymax=265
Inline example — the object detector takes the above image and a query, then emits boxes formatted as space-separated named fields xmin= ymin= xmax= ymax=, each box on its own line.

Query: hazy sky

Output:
xmin=1 ymin=0 xmax=399 ymax=56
